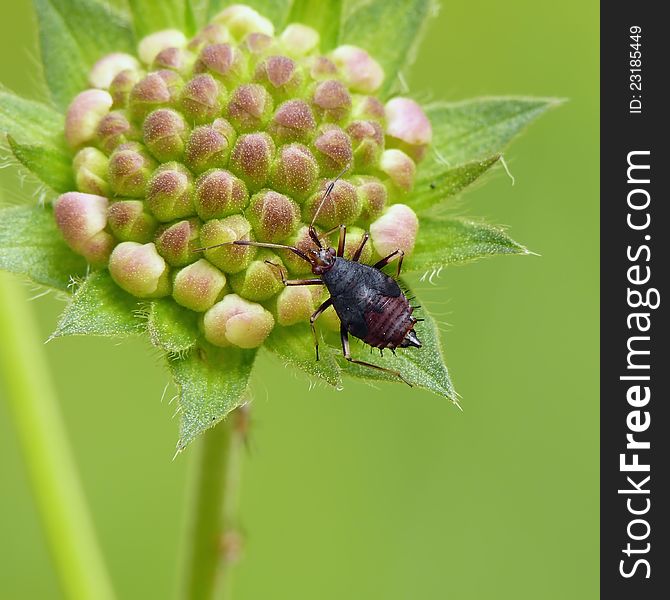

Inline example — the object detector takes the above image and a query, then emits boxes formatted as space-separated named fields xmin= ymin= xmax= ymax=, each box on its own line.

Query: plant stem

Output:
xmin=0 ymin=272 xmax=116 ymax=600
xmin=178 ymin=405 xmax=249 ymax=600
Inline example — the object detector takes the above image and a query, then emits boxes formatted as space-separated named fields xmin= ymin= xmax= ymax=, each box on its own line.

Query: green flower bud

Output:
xmin=155 ymin=219 xmax=201 ymax=266
xmin=73 ymin=147 xmax=110 ymax=196
xmin=226 ymin=83 xmax=274 ymax=132
xmin=179 ymin=73 xmax=226 ymax=124
xmin=268 ymin=99 xmax=316 ymax=144
xmin=143 ymin=108 xmax=190 ymax=162
xmin=203 ymin=293 xmax=274 ymax=348
xmin=304 ymin=179 xmax=360 ymax=228
xmin=312 ymin=125 xmax=353 ymax=176
xmin=311 ymin=80 xmax=352 ymax=123
xmin=330 ymin=45 xmax=384 ymax=94
xmin=384 ymin=97 xmax=432 ymax=162
xmin=172 ymin=259 xmax=226 ymax=312
xmin=351 ymin=95 xmax=385 ymax=122
xmin=212 ymin=5 xmax=275 ymax=40
xmin=65 ymin=89 xmax=113 ymax=148
xmin=145 ymin=162 xmax=194 ymax=222
xmin=89 ymin=53 xmax=140 ymax=89
xmin=108 ymin=200 xmax=158 ymax=243
xmin=109 ymin=69 xmax=143 ymax=109
xmin=270 ymin=143 xmax=319 ymax=201
xmin=242 ymin=32 xmax=276 ymax=59
xmin=246 ymin=189 xmax=300 ymax=242
xmin=188 ymin=24 xmax=231 ymax=52
xmin=194 ymin=169 xmax=249 ymax=220
xmin=274 ymin=285 xmax=318 ymax=326
xmin=195 ymin=43 xmax=247 ymax=85
xmin=254 ymin=55 xmax=304 ymax=101
xmin=152 ymin=47 xmax=195 ymax=74
xmin=279 ymin=24 xmax=320 ymax=58
xmin=347 ymin=119 xmax=384 ymax=172
xmin=379 ymin=148 xmax=416 ymax=193
xmin=341 ymin=226 xmax=372 ymax=263
xmin=278 ymin=225 xmax=318 ymax=275
xmin=138 ymin=30 xmax=187 ymax=64
xmin=353 ymin=176 xmax=387 ymax=224
xmin=96 ymin=110 xmax=140 ymax=153
xmin=108 ymin=142 xmax=157 ymax=197
xmin=184 ymin=118 xmax=237 ymax=174
xmin=129 ymin=70 xmax=183 ymax=121
xmin=53 ymin=192 xmax=115 ymax=266
xmin=370 ymin=204 xmax=419 ymax=257
xmin=230 ymin=132 xmax=275 ymax=191
xmin=200 ymin=215 xmax=256 ymax=273
xmin=307 ymin=56 xmax=338 ymax=81
xmin=109 ymin=241 xmax=171 ymax=298
xmin=229 ymin=250 xmax=284 ymax=301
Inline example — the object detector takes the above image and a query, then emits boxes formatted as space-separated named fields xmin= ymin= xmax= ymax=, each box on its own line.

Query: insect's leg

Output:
xmin=264 ymin=261 xmax=323 ymax=287
xmin=340 ymin=326 xmax=412 ymax=387
xmin=351 ymin=232 xmax=370 ymax=262
xmin=336 ymin=225 xmax=347 ymax=257
xmin=373 ymin=249 xmax=405 ymax=278
xmin=310 ymin=298 xmax=333 ymax=361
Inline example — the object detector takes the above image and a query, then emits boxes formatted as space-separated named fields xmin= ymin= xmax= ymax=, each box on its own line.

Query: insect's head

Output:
xmin=307 ymin=246 xmax=336 ymax=274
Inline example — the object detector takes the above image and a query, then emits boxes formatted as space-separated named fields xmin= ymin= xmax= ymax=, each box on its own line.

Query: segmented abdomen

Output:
xmin=362 ymin=293 xmax=415 ymax=349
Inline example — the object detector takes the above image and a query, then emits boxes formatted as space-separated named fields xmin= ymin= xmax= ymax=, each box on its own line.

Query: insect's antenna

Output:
xmin=309 ymin=162 xmax=352 ymax=231
xmin=195 ymin=240 xmax=311 ymax=264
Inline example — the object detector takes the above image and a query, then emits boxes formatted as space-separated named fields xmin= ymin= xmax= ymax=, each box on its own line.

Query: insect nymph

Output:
xmin=199 ymin=169 xmax=422 ymax=384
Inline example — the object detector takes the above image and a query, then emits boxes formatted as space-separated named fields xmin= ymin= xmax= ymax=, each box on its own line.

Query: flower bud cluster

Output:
xmin=54 ymin=4 xmax=431 ymax=349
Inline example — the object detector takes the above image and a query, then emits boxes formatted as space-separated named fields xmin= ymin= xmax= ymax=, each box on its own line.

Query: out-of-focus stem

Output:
xmin=0 ymin=272 xmax=115 ymax=600
xmin=178 ymin=405 xmax=249 ymax=600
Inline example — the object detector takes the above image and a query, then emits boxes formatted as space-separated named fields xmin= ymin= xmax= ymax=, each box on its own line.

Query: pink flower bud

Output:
xmin=341 ymin=226 xmax=373 ymax=263
xmin=129 ymin=70 xmax=183 ymax=121
xmin=242 ymin=32 xmax=276 ymax=59
xmin=109 ymin=69 xmax=142 ymax=109
xmin=230 ymin=132 xmax=276 ymax=191
xmin=212 ymin=5 xmax=275 ymax=39
xmin=184 ymin=118 xmax=237 ymax=174
xmin=353 ymin=176 xmax=388 ymax=224
xmin=153 ymin=47 xmax=195 ymax=74
xmin=138 ymin=30 xmax=187 ymax=64
xmin=54 ymin=192 xmax=109 ymax=255
xmin=108 ymin=142 xmax=157 ymax=197
xmin=195 ymin=43 xmax=247 ymax=84
xmin=307 ymin=56 xmax=338 ymax=81
xmin=194 ymin=169 xmax=249 ymax=220
xmin=384 ymin=97 xmax=432 ymax=162
xmin=246 ymin=190 xmax=300 ymax=242
xmin=379 ymin=149 xmax=416 ymax=193
xmin=370 ymin=204 xmax=419 ymax=257
xmin=145 ymin=162 xmax=194 ymax=222
xmin=330 ymin=45 xmax=384 ymax=94
xmin=312 ymin=125 xmax=353 ymax=176
xmin=155 ymin=219 xmax=201 ymax=266
xmin=188 ymin=24 xmax=231 ymax=52
xmin=109 ymin=242 xmax=171 ymax=298
xmin=280 ymin=24 xmax=320 ymax=57
xmin=275 ymin=285 xmax=317 ymax=326
xmin=304 ymin=179 xmax=360 ymax=228
xmin=72 ymin=147 xmax=110 ymax=196
xmin=226 ymin=83 xmax=274 ymax=132
xmin=268 ymin=99 xmax=316 ymax=144
xmin=179 ymin=73 xmax=226 ymax=124
xmin=270 ymin=143 xmax=319 ymax=201
xmin=254 ymin=55 xmax=304 ymax=101
xmin=172 ymin=259 xmax=226 ymax=312
xmin=65 ymin=89 xmax=113 ymax=148
xmin=311 ymin=80 xmax=352 ymax=123
xmin=275 ymin=225 xmax=316 ymax=274
xmin=351 ymin=95 xmax=386 ymax=122
xmin=142 ymin=108 xmax=190 ymax=162
xmin=96 ymin=111 xmax=140 ymax=153
xmin=108 ymin=200 xmax=158 ymax=243
xmin=229 ymin=250 xmax=284 ymax=301
xmin=200 ymin=215 xmax=256 ymax=273
xmin=203 ymin=293 xmax=274 ymax=349
xmin=89 ymin=53 xmax=140 ymax=89
xmin=347 ymin=119 xmax=384 ymax=171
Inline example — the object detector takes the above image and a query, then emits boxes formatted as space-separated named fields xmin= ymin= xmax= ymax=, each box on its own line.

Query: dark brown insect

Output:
xmin=199 ymin=169 xmax=422 ymax=385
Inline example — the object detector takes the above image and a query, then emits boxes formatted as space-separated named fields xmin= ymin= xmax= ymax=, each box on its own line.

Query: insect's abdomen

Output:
xmin=362 ymin=293 xmax=416 ymax=349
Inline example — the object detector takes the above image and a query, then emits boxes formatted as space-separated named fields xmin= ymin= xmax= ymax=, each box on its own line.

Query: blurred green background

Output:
xmin=0 ymin=1 xmax=599 ymax=599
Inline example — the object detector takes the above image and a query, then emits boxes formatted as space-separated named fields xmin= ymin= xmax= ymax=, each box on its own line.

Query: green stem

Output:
xmin=178 ymin=406 xmax=248 ymax=600
xmin=0 ymin=273 xmax=115 ymax=600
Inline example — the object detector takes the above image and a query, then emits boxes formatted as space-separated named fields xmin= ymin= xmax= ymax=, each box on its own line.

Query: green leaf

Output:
xmin=288 ymin=0 xmax=342 ymax=50
xmin=33 ymin=0 xmax=135 ymax=109
xmin=265 ymin=323 xmax=342 ymax=387
xmin=171 ymin=342 xmax=257 ymax=450
xmin=405 ymin=215 xmax=529 ymax=273
xmin=412 ymin=155 xmax=500 ymax=213
xmin=0 ymin=204 xmax=86 ymax=291
xmin=0 ymin=85 xmax=64 ymax=146
xmin=421 ymin=97 xmax=561 ymax=181
xmin=148 ymin=297 xmax=199 ymax=354
xmin=339 ymin=290 xmax=457 ymax=403
xmin=339 ymin=0 xmax=435 ymax=97
xmin=128 ymin=0 xmax=191 ymax=37
xmin=51 ymin=270 xmax=145 ymax=337
xmin=7 ymin=135 xmax=74 ymax=193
